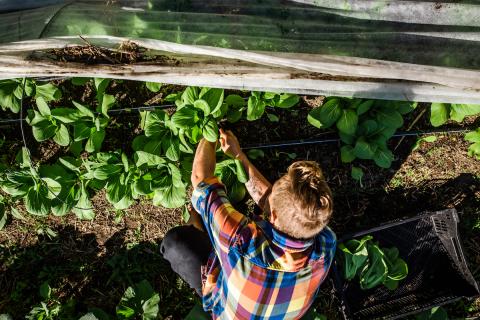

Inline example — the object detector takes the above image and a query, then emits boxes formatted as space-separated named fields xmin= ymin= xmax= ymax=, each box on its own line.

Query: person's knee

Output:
xmin=160 ymin=226 xmax=191 ymax=256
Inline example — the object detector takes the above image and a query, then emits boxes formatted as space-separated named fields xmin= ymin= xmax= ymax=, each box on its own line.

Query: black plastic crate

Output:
xmin=332 ymin=209 xmax=479 ymax=320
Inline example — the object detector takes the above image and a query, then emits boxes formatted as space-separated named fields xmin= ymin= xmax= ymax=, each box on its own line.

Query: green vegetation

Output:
xmin=308 ymin=98 xmax=416 ymax=181
xmin=338 ymin=235 xmax=408 ymax=290
xmin=0 ymin=77 xmax=478 ymax=319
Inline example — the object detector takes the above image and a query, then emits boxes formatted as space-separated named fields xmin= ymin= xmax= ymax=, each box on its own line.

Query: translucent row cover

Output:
xmin=0 ymin=0 xmax=479 ymax=103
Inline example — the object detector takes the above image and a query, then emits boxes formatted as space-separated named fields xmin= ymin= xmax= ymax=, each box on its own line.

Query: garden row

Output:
xmin=0 ymin=78 xmax=479 ymax=226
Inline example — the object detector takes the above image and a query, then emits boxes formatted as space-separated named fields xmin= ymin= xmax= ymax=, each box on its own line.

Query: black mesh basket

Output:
xmin=332 ymin=209 xmax=480 ymax=320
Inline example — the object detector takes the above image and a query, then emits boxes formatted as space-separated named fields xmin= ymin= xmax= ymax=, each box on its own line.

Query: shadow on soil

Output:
xmin=0 ymin=228 xmax=197 ymax=319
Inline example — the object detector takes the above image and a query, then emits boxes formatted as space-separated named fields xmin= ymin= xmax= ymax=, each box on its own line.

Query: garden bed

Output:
xmin=0 ymin=79 xmax=479 ymax=319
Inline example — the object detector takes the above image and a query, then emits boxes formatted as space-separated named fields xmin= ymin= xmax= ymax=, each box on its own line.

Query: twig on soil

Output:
xmin=394 ymin=106 xmax=428 ymax=151
xmin=79 ymin=35 xmax=121 ymax=64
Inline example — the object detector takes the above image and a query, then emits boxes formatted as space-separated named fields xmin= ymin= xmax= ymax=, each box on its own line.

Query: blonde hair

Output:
xmin=270 ymin=161 xmax=333 ymax=239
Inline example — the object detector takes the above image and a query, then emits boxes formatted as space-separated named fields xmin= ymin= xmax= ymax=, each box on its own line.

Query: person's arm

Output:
xmin=219 ymin=129 xmax=273 ymax=213
xmin=191 ymin=138 xmax=217 ymax=187
xmin=191 ymin=137 xmax=247 ymax=253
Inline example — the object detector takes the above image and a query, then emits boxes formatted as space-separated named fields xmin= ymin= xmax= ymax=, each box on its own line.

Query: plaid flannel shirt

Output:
xmin=192 ymin=177 xmax=336 ymax=320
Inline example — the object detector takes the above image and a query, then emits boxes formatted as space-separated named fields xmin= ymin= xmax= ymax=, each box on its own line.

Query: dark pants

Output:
xmin=160 ymin=225 xmax=213 ymax=296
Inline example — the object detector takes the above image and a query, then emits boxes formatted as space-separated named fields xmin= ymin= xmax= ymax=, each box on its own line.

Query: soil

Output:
xmin=45 ymin=41 xmax=179 ymax=66
xmin=0 ymin=80 xmax=479 ymax=319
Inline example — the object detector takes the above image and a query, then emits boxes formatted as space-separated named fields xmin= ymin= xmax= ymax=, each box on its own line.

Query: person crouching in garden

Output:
xmin=160 ymin=129 xmax=336 ymax=320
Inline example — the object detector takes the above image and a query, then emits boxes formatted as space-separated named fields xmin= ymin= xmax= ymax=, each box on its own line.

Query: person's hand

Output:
xmin=219 ymin=129 xmax=243 ymax=159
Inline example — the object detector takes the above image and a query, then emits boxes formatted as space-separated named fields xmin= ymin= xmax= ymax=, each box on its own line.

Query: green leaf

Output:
xmin=121 ymin=153 xmax=129 ymax=173
xmin=308 ymin=98 xmax=343 ymax=129
xmin=164 ymin=136 xmax=181 ymax=161
xmin=99 ymin=94 xmax=115 ymax=118
xmin=116 ymin=280 xmax=159 ymax=320
xmin=465 ymin=129 xmax=480 ymax=143
xmin=35 ymin=83 xmax=62 ymax=102
xmin=359 ymin=120 xmax=379 ymax=137
xmin=247 ymin=96 xmax=266 ymax=121
xmin=200 ymin=88 xmax=224 ymax=114
xmin=94 ymin=78 xmax=110 ymax=95
xmin=135 ymin=151 xmax=166 ymax=167
xmin=41 ymin=177 xmax=62 ymax=199
xmin=73 ymin=101 xmax=95 ymax=118
xmin=145 ymin=82 xmax=162 ymax=93
xmin=35 ymin=97 xmax=51 ymax=116
xmin=373 ymin=147 xmax=394 ymax=168
xmin=106 ymin=178 xmax=128 ymax=204
xmin=51 ymin=185 xmax=76 ymax=216
xmin=39 ymin=282 xmax=51 ymax=300
xmin=202 ymin=118 xmax=218 ymax=142
xmin=144 ymin=111 xmax=169 ymax=137
xmin=93 ymin=164 xmax=123 ymax=180
xmin=181 ymin=87 xmax=199 ymax=106
xmin=194 ymin=99 xmax=211 ymax=116
xmin=359 ymin=243 xmax=388 ymax=290
xmin=51 ymin=108 xmax=81 ymax=123
xmin=171 ymin=106 xmax=198 ymax=129
xmin=0 ymin=80 xmax=21 ymax=113
xmin=340 ymin=145 xmax=356 ymax=163
xmin=246 ymin=149 xmax=264 ymax=160
xmin=71 ymin=77 xmax=90 ymax=86
xmin=266 ymin=113 xmax=279 ymax=122
xmin=351 ymin=166 xmax=364 ymax=184
xmin=72 ymin=186 xmax=94 ymax=220
xmin=234 ymin=159 xmax=248 ymax=183
xmin=353 ymin=138 xmax=377 ymax=160
xmin=25 ymin=187 xmax=50 ymax=216
xmin=467 ymin=142 xmax=480 ymax=160
xmin=52 ymin=124 xmax=70 ymax=146
xmin=74 ymin=122 xmax=92 ymax=141
xmin=10 ymin=207 xmax=25 ymax=220
xmin=275 ymin=94 xmax=299 ymax=108
xmin=153 ymin=184 xmax=186 ymax=208
xmin=393 ymin=101 xmax=417 ymax=115
xmin=0 ymin=203 xmax=7 ymax=230
xmin=225 ymin=94 xmax=245 ymax=107
xmin=450 ymin=104 xmax=480 ymax=122
xmin=356 ymin=100 xmax=374 ymax=116
xmin=430 ymin=103 xmax=450 ymax=127
xmin=337 ymin=109 xmax=358 ymax=135
xmin=376 ymin=108 xmax=403 ymax=129
xmin=85 ymin=129 xmax=105 ymax=153
xmin=339 ymin=235 xmax=372 ymax=280
xmin=32 ymin=120 xmax=57 ymax=142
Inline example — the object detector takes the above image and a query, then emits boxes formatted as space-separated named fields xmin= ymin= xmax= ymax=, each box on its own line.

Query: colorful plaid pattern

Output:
xmin=192 ymin=177 xmax=336 ymax=320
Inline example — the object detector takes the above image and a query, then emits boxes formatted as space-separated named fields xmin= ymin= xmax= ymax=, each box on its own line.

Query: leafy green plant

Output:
xmin=0 ymin=79 xmax=61 ymax=113
xmin=215 ymin=159 xmax=248 ymax=203
xmin=0 ymin=148 xmax=62 ymax=216
xmin=145 ymin=82 xmax=162 ymax=93
xmin=464 ymin=128 xmax=480 ymax=160
xmin=86 ymin=152 xmax=137 ymax=210
xmin=71 ymin=101 xmax=109 ymax=153
xmin=171 ymin=87 xmax=224 ymax=143
xmin=308 ymin=98 xmax=416 ymax=180
xmin=430 ymin=103 xmax=480 ymax=127
xmin=133 ymin=110 xmax=192 ymax=162
xmin=133 ymin=151 xmax=187 ymax=208
xmin=338 ymin=235 xmax=408 ymax=290
xmin=116 ymin=280 xmax=160 ymax=320
xmin=247 ymin=91 xmax=299 ymax=121
xmin=26 ymin=97 xmax=79 ymax=146
xmin=25 ymin=282 xmax=76 ymax=320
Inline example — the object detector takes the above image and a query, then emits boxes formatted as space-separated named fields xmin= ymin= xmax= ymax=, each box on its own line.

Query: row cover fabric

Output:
xmin=0 ymin=0 xmax=479 ymax=103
